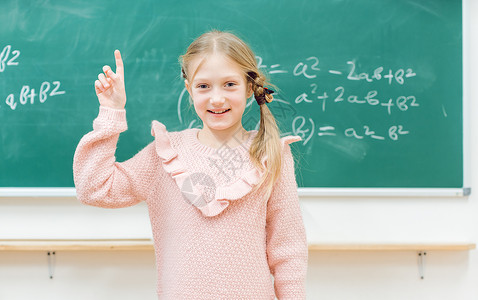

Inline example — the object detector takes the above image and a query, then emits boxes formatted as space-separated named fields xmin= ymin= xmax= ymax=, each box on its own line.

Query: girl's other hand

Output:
xmin=95 ymin=50 xmax=126 ymax=109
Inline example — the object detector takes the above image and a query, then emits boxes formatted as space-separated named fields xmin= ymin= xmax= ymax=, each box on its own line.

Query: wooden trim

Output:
xmin=308 ymin=243 xmax=476 ymax=251
xmin=0 ymin=239 xmax=153 ymax=251
xmin=0 ymin=240 xmax=475 ymax=252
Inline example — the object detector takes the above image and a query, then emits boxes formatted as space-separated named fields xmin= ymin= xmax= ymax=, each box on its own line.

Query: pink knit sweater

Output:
xmin=73 ymin=106 xmax=308 ymax=299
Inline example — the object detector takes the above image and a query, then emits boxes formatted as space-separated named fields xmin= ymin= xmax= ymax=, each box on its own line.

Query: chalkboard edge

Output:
xmin=0 ymin=188 xmax=77 ymax=197
xmin=298 ymin=188 xmax=471 ymax=198
xmin=0 ymin=187 xmax=471 ymax=198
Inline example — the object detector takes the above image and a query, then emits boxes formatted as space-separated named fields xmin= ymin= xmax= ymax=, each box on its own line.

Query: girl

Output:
xmin=73 ymin=30 xmax=308 ymax=299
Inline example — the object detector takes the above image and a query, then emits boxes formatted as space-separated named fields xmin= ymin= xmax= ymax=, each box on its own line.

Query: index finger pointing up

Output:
xmin=114 ymin=49 xmax=124 ymax=78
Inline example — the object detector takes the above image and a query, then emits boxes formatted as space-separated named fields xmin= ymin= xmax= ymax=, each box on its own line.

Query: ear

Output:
xmin=247 ymin=82 xmax=254 ymax=99
xmin=185 ymin=79 xmax=193 ymax=96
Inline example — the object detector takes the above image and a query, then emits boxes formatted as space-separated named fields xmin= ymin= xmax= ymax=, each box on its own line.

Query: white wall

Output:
xmin=1 ymin=1 xmax=476 ymax=299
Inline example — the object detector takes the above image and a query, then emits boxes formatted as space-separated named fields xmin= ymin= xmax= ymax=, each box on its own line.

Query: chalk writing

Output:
xmin=5 ymin=81 xmax=65 ymax=110
xmin=255 ymin=56 xmax=288 ymax=74
xmin=295 ymin=86 xmax=419 ymax=115
xmin=0 ymin=45 xmax=20 ymax=72
xmin=292 ymin=116 xmax=315 ymax=145
xmin=345 ymin=125 xmax=409 ymax=141
xmin=293 ymin=56 xmax=320 ymax=79
xmin=291 ymin=115 xmax=410 ymax=143
xmin=346 ymin=60 xmax=416 ymax=85
xmin=285 ymin=57 xmax=416 ymax=85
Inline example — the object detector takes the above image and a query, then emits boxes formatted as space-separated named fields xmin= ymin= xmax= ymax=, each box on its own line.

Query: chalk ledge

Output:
xmin=0 ymin=240 xmax=475 ymax=252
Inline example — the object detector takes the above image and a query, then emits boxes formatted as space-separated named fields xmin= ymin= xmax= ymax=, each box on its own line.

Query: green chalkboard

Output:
xmin=0 ymin=0 xmax=463 ymax=189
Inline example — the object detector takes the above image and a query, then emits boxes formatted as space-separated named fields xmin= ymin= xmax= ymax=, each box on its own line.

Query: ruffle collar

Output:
xmin=151 ymin=121 xmax=301 ymax=217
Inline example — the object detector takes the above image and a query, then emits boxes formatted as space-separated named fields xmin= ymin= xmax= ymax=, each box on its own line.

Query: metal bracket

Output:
xmin=47 ymin=251 xmax=56 ymax=279
xmin=418 ymin=251 xmax=427 ymax=279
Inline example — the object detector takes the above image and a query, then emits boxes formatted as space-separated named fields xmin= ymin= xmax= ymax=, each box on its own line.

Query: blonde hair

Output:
xmin=179 ymin=30 xmax=283 ymax=198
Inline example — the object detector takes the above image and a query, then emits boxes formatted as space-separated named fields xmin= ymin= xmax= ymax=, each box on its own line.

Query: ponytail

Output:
xmin=247 ymin=71 xmax=282 ymax=199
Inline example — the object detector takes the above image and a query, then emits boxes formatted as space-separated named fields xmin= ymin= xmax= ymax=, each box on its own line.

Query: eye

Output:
xmin=196 ymin=84 xmax=209 ymax=89
xmin=225 ymin=82 xmax=237 ymax=87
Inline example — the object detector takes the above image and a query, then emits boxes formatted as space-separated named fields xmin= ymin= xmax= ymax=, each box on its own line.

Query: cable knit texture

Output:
xmin=73 ymin=106 xmax=308 ymax=299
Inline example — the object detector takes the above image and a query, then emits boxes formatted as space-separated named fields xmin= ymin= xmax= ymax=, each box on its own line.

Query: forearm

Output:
xmin=73 ymin=106 xmax=153 ymax=208
xmin=267 ymin=198 xmax=308 ymax=299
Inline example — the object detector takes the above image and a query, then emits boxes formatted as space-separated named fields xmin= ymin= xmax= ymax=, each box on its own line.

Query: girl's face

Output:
xmin=185 ymin=53 xmax=253 ymax=135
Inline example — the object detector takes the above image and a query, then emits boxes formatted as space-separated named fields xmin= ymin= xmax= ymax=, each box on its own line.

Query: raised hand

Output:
xmin=95 ymin=50 xmax=126 ymax=109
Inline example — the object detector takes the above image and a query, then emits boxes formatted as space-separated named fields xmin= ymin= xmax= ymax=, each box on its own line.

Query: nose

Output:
xmin=210 ymin=88 xmax=225 ymax=106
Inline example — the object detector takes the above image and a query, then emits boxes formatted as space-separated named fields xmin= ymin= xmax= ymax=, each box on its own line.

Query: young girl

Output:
xmin=73 ymin=30 xmax=308 ymax=299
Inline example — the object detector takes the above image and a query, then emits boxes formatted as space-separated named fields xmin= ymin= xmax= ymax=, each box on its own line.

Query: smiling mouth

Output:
xmin=208 ymin=109 xmax=231 ymax=114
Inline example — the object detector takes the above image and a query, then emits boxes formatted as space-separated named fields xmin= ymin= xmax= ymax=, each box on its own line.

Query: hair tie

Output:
xmin=255 ymin=87 xmax=274 ymax=106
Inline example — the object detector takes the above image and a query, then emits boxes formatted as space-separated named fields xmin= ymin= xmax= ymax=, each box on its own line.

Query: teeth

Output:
xmin=210 ymin=109 xmax=229 ymax=114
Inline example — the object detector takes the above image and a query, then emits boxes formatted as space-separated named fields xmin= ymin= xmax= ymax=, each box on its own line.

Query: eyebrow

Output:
xmin=193 ymin=75 xmax=242 ymax=83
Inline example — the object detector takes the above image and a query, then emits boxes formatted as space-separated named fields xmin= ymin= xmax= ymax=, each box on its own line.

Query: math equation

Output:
xmin=260 ymin=55 xmax=418 ymax=145
xmin=1 ymin=44 xmax=66 ymax=111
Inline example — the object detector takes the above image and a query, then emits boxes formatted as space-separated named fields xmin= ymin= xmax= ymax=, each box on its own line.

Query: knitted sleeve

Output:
xmin=266 ymin=142 xmax=308 ymax=300
xmin=73 ymin=106 xmax=161 ymax=208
